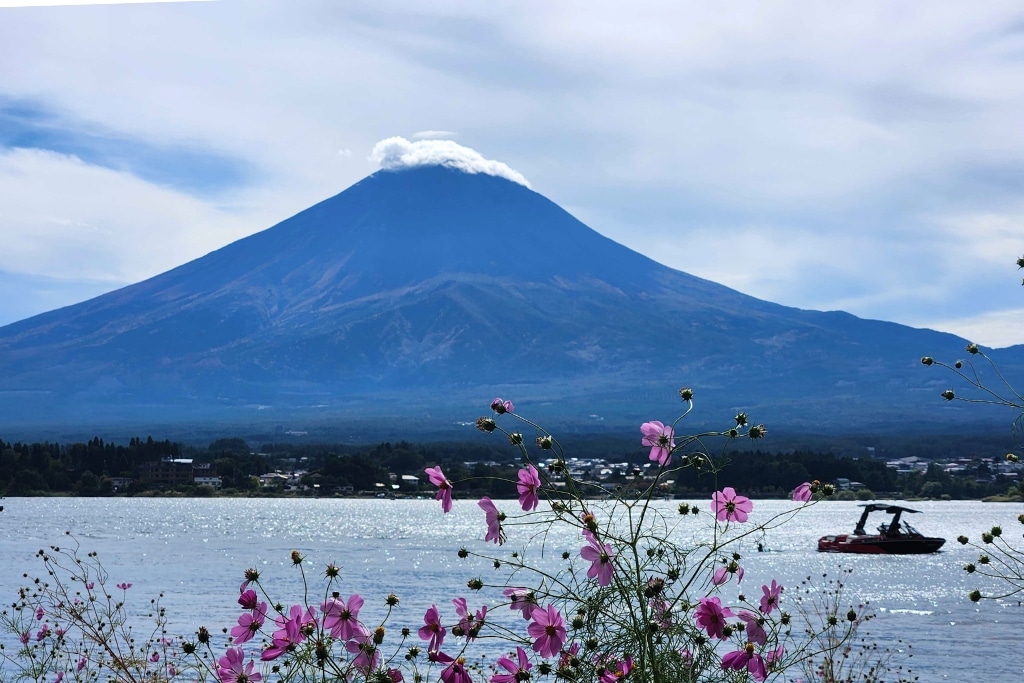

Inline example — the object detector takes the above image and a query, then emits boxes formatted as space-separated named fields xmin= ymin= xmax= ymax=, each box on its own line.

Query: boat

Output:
xmin=817 ymin=503 xmax=945 ymax=554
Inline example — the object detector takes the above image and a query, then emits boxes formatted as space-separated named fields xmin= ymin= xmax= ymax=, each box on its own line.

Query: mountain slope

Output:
xmin=0 ymin=166 xmax=1016 ymax=433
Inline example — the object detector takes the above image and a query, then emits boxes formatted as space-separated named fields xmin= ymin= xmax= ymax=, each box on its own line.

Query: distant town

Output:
xmin=1 ymin=435 xmax=1021 ymax=501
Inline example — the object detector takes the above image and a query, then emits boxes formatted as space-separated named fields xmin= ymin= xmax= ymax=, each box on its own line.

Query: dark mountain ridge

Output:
xmin=1 ymin=166 xmax=1018 ymax=436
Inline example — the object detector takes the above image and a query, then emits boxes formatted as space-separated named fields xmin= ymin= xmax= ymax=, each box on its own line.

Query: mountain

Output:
xmin=0 ymin=166 xmax=1019 ymax=436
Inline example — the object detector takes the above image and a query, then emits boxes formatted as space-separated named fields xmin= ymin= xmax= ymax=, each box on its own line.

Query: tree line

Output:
xmin=0 ymin=434 xmax=1018 ymax=500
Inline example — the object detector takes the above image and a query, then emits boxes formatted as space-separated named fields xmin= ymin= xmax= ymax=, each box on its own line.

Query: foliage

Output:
xmin=2 ymin=393 xmax=919 ymax=683
xmin=920 ymin=253 xmax=1024 ymax=604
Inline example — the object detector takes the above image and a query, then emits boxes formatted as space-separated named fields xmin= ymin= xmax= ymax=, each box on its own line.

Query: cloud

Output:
xmin=918 ymin=308 xmax=1024 ymax=349
xmin=0 ymin=147 xmax=253 ymax=285
xmin=413 ymin=130 xmax=458 ymax=139
xmin=369 ymin=136 xmax=530 ymax=187
xmin=1 ymin=1 xmax=214 ymax=6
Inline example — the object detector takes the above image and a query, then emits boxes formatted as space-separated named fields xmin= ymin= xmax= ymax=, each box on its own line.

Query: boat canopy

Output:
xmin=853 ymin=503 xmax=920 ymax=536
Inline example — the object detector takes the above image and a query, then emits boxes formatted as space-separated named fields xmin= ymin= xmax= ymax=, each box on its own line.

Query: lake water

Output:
xmin=0 ymin=497 xmax=1020 ymax=681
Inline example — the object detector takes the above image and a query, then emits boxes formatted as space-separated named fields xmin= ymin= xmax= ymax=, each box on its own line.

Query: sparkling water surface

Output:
xmin=0 ymin=498 xmax=1020 ymax=681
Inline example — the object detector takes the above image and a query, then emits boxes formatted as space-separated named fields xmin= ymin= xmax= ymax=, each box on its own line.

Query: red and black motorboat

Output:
xmin=817 ymin=503 xmax=945 ymax=554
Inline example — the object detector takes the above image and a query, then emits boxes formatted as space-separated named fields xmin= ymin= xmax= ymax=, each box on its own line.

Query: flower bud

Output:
xmin=1007 ymin=453 xmax=1019 ymax=463
xmin=941 ymin=389 xmax=955 ymax=401
xmin=955 ymin=360 xmax=962 ymax=369
xmin=969 ymin=590 xmax=982 ymax=602
xmin=467 ymin=578 xmax=483 ymax=590
xmin=493 ymin=559 xmax=501 ymax=569
xmin=979 ymin=554 xmax=990 ymax=565
xmin=679 ymin=387 xmax=694 ymax=401
xmin=966 ymin=343 xmax=979 ymax=354
xmin=457 ymin=548 xmax=468 ymax=559
xmin=964 ymin=563 xmax=976 ymax=573
xmin=290 ymin=550 xmax=303 ymax=565
xmin=921 ymin=356 xmax=934 ymax=365
xmin=476 ymin=417 xmax=496 ymax=432
xmin=508 ymin=433 xmax=523 ymax=446
xmin=847 ymin=609 xmax=857 ymax=622
xmin=982 ymin=533 xmax=994 ymax=544
xmin=386 ymin=593 xmax=400 ymax=606
xmin=957 ymin=535 xmax=968 ymax=545
xmin=324 ymin=563 xmax=340 ymax=578
xmin=991 ymin=525 xmax=1002 ymax=537
xmin=735 ymin=412 xmax=748 ymax=427
xmin=561 ymin=551 xmax=570 ymax=560
xmin=748 ymin=424 xmax=767 ymax=439
xmin=373 ymin=627 xmax=385 ymax=645
xmin=822 ymin=483 xmax=835 ymax=496
xmin=677 ymin=503 xmax=690 ymax=515
xmin=196 ymin=627 xmax=210 ymax=644
xmin=780 ymin=612 xmax=791 ymax=626
xmin=536 ymin=435 xmax=553 ymax=449
xmin=537 ymin=662 xmax=553 ymax=676
xmin=571 ymin=614 xmax=585 ymax=629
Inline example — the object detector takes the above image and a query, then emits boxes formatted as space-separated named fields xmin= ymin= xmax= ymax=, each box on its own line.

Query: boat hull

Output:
xmin=817 ymin=534 xmax=945 ymax=554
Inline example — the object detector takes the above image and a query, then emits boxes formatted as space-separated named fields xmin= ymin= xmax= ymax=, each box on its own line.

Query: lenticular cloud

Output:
xmin=370 ymin=137 xmax=530 ymax=188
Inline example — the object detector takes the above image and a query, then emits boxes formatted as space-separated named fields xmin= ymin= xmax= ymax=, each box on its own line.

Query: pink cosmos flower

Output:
xmin=217 ymin=647 xmax=262 ymax=683
xmin=453 ymin=597 xmax=487 ymax=641
xmin=387 ymin=669 xmax=404 ymax=682
xmin=238 ymin=590 xmax=259 ymax=611
xmin=418 ymin=604 xmax=447 ymax=652
xmin=260 ymin=605 xmax=315 ymax=661
xmin=425 ymin=466 xmax=454 ymax=513
xmin=478 ymin=497 xmax=505 ymax=545
xmin=35 ymin=607 xmax=44 ymax=621
xmin=76 ymin=658 xmax=86 ymax=673
xmin=760 ymin=580 xmax=782 ymax=615
xmin=738 ymin=611 xmax=767 ymax=646
xmin=766 ymin=645 xmax=784 ymax=666
xmin=527 ymin=605 xmax=566 ymax=658
xmin=115 ymin=583 xmax=132 ymax=590
xmin=722 ymin=644 xmax=767 ymax=682
xmin=712 ymin=563 xmax=744 ymax=586
xmin=503 ymin=588 xmax=537 ymax=620
xmin=640 ymin=421 xmax=675 ymax=466
xmin=36 ymin=624 xmax=49 ymax=641
xmin=711 ymin=487 xmax=753 ymax=523
xmin=558 ymin=642 xmax=580 ymax=669
xmin=598 ymin=656 xmax=634 ymax=683
xmin=580 ymin=534 xmax=615 ymax=587
xmin=650 ymin=599 xmax=671 ymax=629
xmin=345 ymin=626 xmax=380 ymax=674
xmin=432 ymin=651 xmax=473 ymax=683
xmin=490 ymin=398 xmax=514 ymax=414
xmin=231 ymin=603 xmax=267 ymax=644
xmin=694 ymin=597 xmax=734 ymax=640
xmin=19 ymin=631 xmax=29 ymax=645
xmin=54 ymin=673 xmax=63 ymax=683
xmin=321 ymin=594 xmax=364 ymax=640
xmin=792 ymin=482 xmax=812 ymax=502
xmin=150 ymin=652 xmax=160 ymax=663
xmin=516 ymin=465 xmax=541 ymax=511
xmin=491 ymin=646 xmax=532 ymax=683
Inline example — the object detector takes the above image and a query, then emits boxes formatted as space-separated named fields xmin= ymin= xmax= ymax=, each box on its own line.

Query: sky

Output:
xmin=1 ymin=1 xmax=1023 ymax=347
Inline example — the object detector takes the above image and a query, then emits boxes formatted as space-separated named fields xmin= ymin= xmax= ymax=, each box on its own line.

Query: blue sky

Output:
xmin=1 ymin=1 xmax=1023 ymax=346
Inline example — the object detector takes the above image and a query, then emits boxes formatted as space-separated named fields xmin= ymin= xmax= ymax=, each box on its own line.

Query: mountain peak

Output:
xmin=369 ymin=136 xmax=531 ymax=187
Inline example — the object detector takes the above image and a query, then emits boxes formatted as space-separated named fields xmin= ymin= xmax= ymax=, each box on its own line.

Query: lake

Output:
xmin=0 ymin=497 xmax=1020 ymax=681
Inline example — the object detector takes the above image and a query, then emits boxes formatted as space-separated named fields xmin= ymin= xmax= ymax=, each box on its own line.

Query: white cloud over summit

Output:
xmin=370 ymin=137 xmax=530 ymax=188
